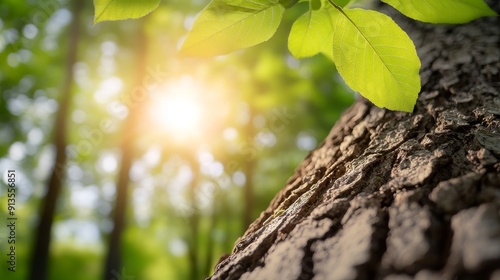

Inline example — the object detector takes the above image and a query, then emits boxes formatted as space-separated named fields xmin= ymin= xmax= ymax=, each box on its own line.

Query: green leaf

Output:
xmin=382 ymin=0 xmax=497 ymax=24
xmin=335 ymin=0 xmax=351 ymax=7
xmin=179 ymin=0 xmax=285 ymax=57
xmin=93 ymin=0 xmax=160 ymax=24
xmin=288 ymin=9 xmax=334 ymax=59
xmin=279 ymin=0 xmax=299 ymax=8
xmin=331 ymin=8 xmax=421 ymax=112
xmin=310 ymin=0 xmax=322 ymax=10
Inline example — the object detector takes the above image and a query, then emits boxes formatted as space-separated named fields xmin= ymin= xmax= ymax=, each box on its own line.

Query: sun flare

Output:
xmin=159 ymin=97 xmax=200 ymax=132
xmin=149 ymin=77 xmax=204 ymax=140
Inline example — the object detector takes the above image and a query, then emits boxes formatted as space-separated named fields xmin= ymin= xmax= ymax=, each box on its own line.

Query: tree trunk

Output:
xmin=103 ymin=22 xmax=148 ymax=280
xmin=29 ymin=1 xmax=83 ymax=279
xmin=186 ymin=152 xmax=202 ymax=280
xmin=243 ymin=106 xmax=256 ymax=229
xmin=209 ymin=2 xmax=500 ymax=280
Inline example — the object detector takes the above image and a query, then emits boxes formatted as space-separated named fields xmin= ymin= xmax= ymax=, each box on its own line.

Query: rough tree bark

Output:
xmin=209 ymin=2 xmax=500 ymax=280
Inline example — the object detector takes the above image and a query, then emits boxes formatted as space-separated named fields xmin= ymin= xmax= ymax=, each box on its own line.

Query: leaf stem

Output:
xmin=327 ymin=0 xmax=343 ymax=11
xmin=327 ymin=0 xmax=348 ymax=17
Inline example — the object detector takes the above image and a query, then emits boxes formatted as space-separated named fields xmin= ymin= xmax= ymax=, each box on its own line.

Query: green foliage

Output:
xmin=279 ymin=0 xmax=300 ymax=8
xmin=91 ymin=0 xmax=496 ymax=110
xmin=49 ymin=245 xmax=102 ymax=280
xmin=178 ymin=0 xmax=285 ymax=57
xmin=287 ymin=2 xmax=421 ymax=111
xmin=382 ymin=0 xmax=497 ymax=24
xmin=330 ymin=8 xmax=420 ymax=111
xmin=288 ymin=8 xmax=333 ymax=59
xmin=173 ymin=0 xmax=495 ymax=112
xmin=93 ymin=0 xmax=161 ymax=23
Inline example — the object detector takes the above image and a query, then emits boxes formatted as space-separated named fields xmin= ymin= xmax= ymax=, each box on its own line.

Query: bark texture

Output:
xmin=209 ymin=3 xmax=500 ymax=280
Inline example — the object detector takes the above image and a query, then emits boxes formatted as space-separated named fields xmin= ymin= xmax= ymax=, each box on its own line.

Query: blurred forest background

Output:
xmin=0 ymin=0 xmax=354 ymax=279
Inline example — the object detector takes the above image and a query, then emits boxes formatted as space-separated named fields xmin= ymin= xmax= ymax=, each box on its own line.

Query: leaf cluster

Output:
xmin=93 ymin=0 xmax=497 ymax=111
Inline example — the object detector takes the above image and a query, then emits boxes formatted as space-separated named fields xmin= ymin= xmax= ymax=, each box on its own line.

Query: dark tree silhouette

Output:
xmin=185 ymin=152 xmax=202 ymax=280
xmin=209 ymin=2 xmax=500 ymax=280
xmin=243 ymin=106 xmax=256 ymax=229
xmin=29 ymin=0 xmax=83 ymax=279
xmin=103 ymin=21 xmax=148 ymax=280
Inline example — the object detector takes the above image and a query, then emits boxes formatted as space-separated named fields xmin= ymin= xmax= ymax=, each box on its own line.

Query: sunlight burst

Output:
xmin=149 ymin=77 xmax=204 ymax=140
xmin=156 ymin=95 xmax=201 ymax=134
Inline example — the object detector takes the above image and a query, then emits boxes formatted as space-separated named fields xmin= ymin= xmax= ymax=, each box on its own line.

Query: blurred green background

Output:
xmin=0 ymin=0 xmax=354 ymax=279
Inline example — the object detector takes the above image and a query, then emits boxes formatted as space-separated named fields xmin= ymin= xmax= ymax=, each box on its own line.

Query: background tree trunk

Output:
xmin=29 ymin=1 xmax=83 ymax=279
xmin=103 ymin=21 xmax=148 ymax=280
xmin=209 ymin=2 xmax=500 ymax=280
